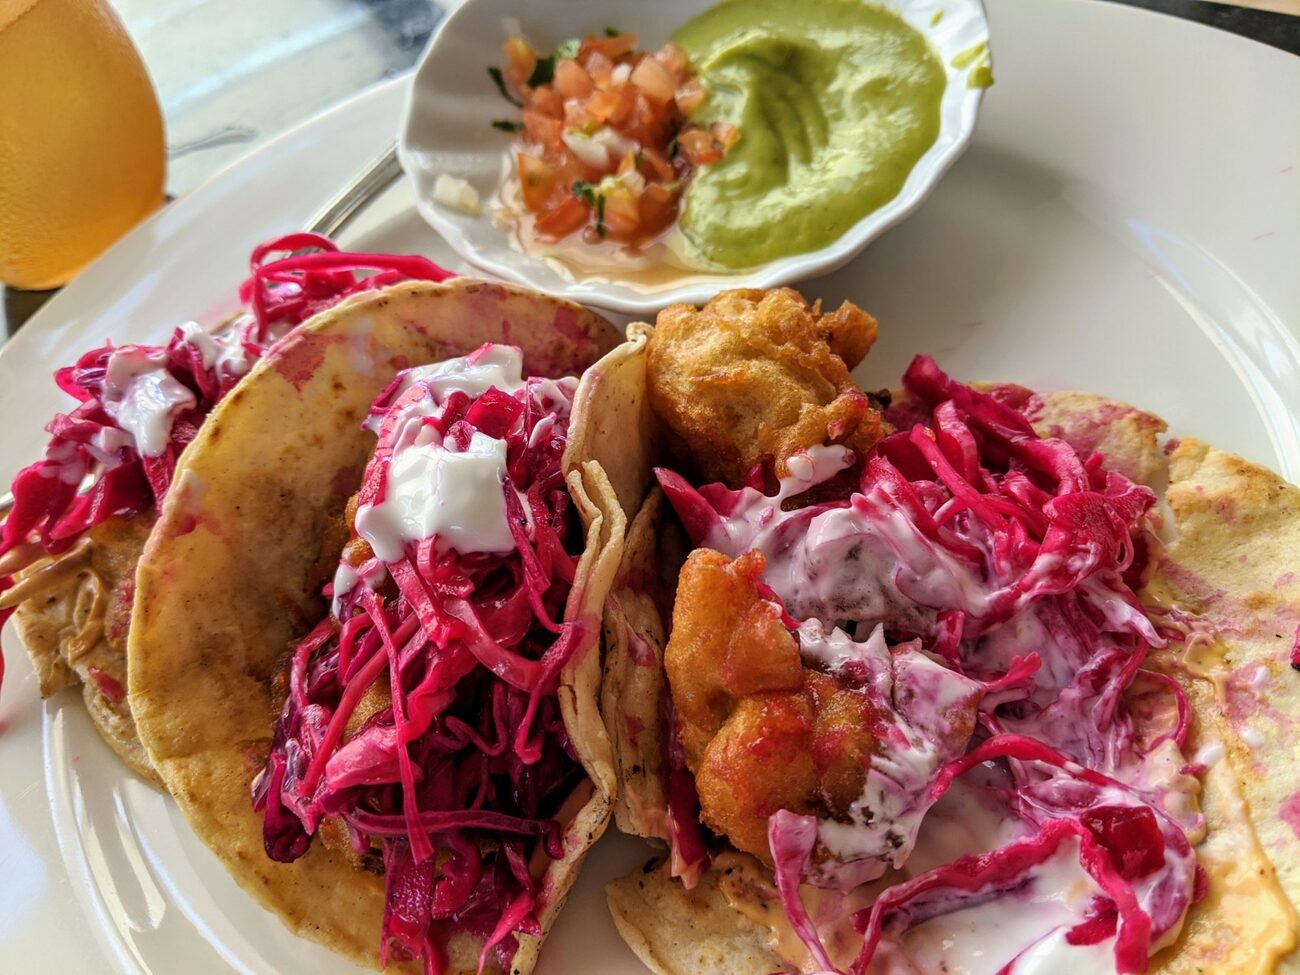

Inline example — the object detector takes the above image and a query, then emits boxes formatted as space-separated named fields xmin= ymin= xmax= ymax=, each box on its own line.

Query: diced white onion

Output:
xmin=562 ymin=130 xmax=610 ymax=169
xmin=433 ymin=174 xmax=481 ymax=215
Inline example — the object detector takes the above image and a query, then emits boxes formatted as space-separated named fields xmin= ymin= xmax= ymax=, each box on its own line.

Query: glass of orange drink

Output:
xmin=0 ymin=0 xmax=166 ymax=290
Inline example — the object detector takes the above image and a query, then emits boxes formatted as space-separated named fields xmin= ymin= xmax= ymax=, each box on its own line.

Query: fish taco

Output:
xmin=592 ymin=288 xmax=1299 ymax=974
xmin=0 ymin=236 xmax=451 ymax=781
xmin=128 ymin=278 xmax=623 ymax=974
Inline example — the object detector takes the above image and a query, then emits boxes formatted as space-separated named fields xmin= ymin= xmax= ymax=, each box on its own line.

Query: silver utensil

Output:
xmin=0 ymin=143 xmax=405 ymax=519
xmin=306 ymin=142 xmax=401 ymax=238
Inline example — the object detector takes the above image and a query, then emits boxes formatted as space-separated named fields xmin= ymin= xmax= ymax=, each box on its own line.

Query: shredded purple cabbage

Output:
xmin=254 ymin=349 xmax=586 ymax=975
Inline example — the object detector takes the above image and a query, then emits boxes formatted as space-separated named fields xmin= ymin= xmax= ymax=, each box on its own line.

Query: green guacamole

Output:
xmin=673 ymin=0 xmax=946 ymax=269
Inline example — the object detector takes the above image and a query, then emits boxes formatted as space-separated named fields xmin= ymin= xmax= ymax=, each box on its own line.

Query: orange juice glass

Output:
xmin=0 ymin=0 xmax=166 ymax=289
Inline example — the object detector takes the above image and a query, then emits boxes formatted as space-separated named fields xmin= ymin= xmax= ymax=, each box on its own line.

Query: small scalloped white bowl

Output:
xmin=399 ymin=0 xmax=990 ymax=316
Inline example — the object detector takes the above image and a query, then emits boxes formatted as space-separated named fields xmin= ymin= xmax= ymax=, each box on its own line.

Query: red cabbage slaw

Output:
xmin=0 ymin=233 xmax=452 ymax=697
xmin=656 ymin=355 xmax=1199 ymax=973
xmin=663 ymin=688 xmax=711 ymax=887
xmin=254 ymin=347 xmax=588 ymax=975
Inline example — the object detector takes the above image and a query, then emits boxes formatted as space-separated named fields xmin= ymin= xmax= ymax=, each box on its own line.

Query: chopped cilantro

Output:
xmin=529 ymin=38 xmax=582 ymax=86
xmin=604 ymin=27 xmax=622 ymax=37
xmin=487 ymin=66 xmax=522 ymax=107
xmin=491 ymin=120 xmax=524 ymax=133
xmin=526 ymin=55 xmax=555 ymax=87
xmin=572 ymin=181 xmax=607 ymax=236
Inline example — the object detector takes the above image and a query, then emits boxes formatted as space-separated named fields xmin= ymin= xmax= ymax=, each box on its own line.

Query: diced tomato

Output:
xmin=630 ymin=56 xmax=676 ymax=105
xmin=603 ymin=183 xmax=642 ymax=239
xmin=523 ymin=110 xmax=563 ymax=147
xmin=517 ymin=153 xmax=557 ymax=211
xmin=501 ymin=30 xmax=731 ymax=250
xmin=584 ymin=50 xmax=614 ymax=88
xmin=712 ymin=121 xmax=740 ymax=150
xmin=563 ymin=97 xmax=592 ymax=131
xmin=675 ymin=78 xmax=708 ymax=115
xmin=585 ymin=80 xmax=639 ymax=129
xmin=620 ymin=91 xmax=663 ymax=147
xmin=535 ymin=196 xmax=590 ymax=239
xmin=503 ymin=37 xmax=536 ymax=91
xmin=638 ymin=147 xmax=675 ymax=182
xmin=581 ymin=32 xmax=638 ymax=62
xmin=554 ymin=58 xmax=593 ymax=100
xmin=527 ymin=86 xmax=564 ymax=118
xmin=688 ymin=147 xmax=723 ymax=166
xmin=638 ymin=182 xmax=677 ymax=237
xmin=655 ymin=43 xmax=689 ymax=77
xmin=604 ymin=83 xmax=638 ymax=127
xmin=551 ymin=149 xmax=590 ymax=189
xmin=678 ymin=128 xmax=723 ymax=166
xmin=584 ymin=88 xmax=618 ymax=125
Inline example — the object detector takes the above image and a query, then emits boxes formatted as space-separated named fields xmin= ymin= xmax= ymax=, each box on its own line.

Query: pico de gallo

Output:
xmin=491 ymin=30 xmax=737 ymax=248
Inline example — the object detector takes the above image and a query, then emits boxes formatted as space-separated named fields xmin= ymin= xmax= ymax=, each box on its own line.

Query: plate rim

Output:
xmin=2 ymin=1 xmax=1299 ymax=972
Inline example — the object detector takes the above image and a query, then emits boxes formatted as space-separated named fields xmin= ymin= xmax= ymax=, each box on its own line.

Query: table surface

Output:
xmin=1 ymin=0 xmax=1296 ymax=340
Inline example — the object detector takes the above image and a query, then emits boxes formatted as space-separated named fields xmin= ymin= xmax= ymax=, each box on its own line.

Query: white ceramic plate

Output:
xmin=1 ymin=0 xmax=1298 ymax=971
xmin=398 ymin=0 xmax=990 ymax=315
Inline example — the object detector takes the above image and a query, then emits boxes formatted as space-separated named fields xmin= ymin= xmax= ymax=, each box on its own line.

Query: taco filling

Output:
xmin=254 ymin=343 xmax=593 ymax=974
xmin=653 ymin=355 xmax=1199 ymax=971
xmin=0 ymin=233 xmax=451 ymax=778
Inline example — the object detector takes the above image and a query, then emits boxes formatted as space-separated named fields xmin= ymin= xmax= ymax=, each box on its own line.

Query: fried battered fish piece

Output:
xmin=665 ymin=548 xmax=876 ymax=864
xmin=646 ymin=288 xmax=883 ymax=487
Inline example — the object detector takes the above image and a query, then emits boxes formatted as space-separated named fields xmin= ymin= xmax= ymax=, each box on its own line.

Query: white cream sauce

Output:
xmin=798 ymin=622 xmax=983 ymax=887
xmin=903 ymin=767 xmax=1028 ymax=872
xmin=702 ymin=445 xmax=989 ymax=630
xmin=332 ymin=562 xmax=358 ymax=603
xmin=330 ymin=556 xmax=388 ymax=620
xmin=341 ymin=345 xmax=574 ymax=594
xmin=101 ymin=347 xmax=197 ymax=457
xmin=1191 ymin=739 xmax=1225 ymax=770
xmin=531 ymin=375 xmax=579 ymax=413
xmin=356 ymin=429 xmax=513 ymax=562
xmin=395 ymin=344 xmax=525 ymax=403
xmin=86 ymin=427 xmax=135 ymax=466
xmin=900 ymin=843 xmax=1111 ymax=975
xmin=178 ymin=317 xmax=254 ymax=380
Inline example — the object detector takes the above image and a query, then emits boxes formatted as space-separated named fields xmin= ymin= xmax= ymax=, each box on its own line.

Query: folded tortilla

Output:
xmin=128 ymin=279 xmax=623 ymax=973
xmin=6 ymin=513 xmax=159 ymax=781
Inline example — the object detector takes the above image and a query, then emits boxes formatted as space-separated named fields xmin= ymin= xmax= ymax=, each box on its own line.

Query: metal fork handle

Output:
xmin=307 ymin=142 xmax=401 ymax=238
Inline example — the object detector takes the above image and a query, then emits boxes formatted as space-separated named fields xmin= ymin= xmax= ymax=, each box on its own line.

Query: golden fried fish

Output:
xmin=646 ymin=289 xmax=883 ymax=487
